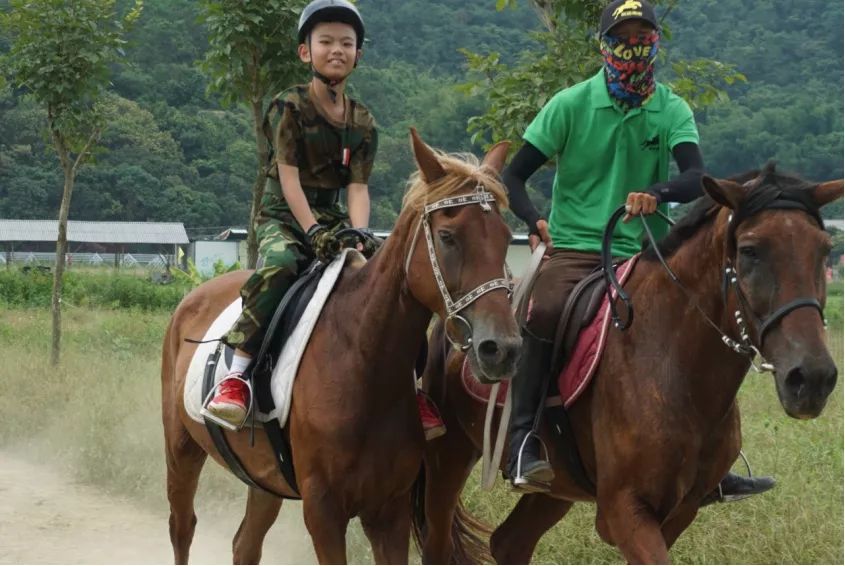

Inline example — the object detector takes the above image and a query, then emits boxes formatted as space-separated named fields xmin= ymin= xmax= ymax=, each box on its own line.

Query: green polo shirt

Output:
xmin=524 ymin=70 xmax=700 ymax=257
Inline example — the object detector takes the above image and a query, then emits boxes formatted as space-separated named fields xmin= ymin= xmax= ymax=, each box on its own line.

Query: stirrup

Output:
xmin=511 ymin=431 xmax=552 ymax=493
xmin=716 ymin=450 xmax=755 ymax=503
xmin=200 ymin=375 xmax=254 ymax=432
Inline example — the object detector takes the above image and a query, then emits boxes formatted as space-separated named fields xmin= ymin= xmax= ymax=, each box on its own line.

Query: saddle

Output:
xmin=550 ymin=268 xmax=608 ymax=383
xmin=201 ymin=260 xmax=328 ymax=500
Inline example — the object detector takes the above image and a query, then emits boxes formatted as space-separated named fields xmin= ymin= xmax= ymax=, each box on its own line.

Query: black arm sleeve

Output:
xmin=646 ymin=142 xmax=705 ymax=204
xmin=501 ymin=142 xmax=549 ymax=235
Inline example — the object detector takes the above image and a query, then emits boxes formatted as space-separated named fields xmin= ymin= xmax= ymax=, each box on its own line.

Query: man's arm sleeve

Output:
xmin=647 ymin=142 xmax=705 ymax=204
xmin=502 ymin=142 xmax=549 ymax=234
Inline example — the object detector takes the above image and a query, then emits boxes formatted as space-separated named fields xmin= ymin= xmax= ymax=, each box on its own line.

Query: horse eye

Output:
xmin=739 ymin=246 xmax=758 ymax=260
xmin=438 ymin=230 xmax=455 ymax=246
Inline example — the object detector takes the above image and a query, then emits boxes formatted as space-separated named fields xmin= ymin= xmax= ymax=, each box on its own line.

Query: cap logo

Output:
xmin=613 ymin=0 xmax=643 ymax=20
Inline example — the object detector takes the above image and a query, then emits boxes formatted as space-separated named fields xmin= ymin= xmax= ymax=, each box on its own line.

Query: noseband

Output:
xmin=603 ymin=185 xmax=826 ymax=373
xmin=404 ymin=186 xmax=513 ymax=351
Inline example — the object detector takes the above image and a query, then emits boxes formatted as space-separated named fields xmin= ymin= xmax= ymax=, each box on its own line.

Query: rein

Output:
xmin=404 ymin=186 xmax=513 ymax=351
xmin=601 ymin=195 xmax=825 ymax=374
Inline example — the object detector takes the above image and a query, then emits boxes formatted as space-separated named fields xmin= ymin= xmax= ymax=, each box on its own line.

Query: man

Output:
xmin=503 ymin=0 xmax=775 ymax=503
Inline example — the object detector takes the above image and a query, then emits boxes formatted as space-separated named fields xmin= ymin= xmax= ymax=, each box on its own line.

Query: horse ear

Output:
xmin=481 ymin=141 xmax=511 ymax=174
xmin=702 ymin=176 xmax=745 ymax=210
xmin=811 ymin=180 xmax=843 ymax=207
xmin=409 ymin=127 xmax=446 ymax=184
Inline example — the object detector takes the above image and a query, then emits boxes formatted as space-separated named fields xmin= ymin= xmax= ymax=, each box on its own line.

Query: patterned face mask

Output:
xmin=600 ymin=30 xmax=659 ymax=111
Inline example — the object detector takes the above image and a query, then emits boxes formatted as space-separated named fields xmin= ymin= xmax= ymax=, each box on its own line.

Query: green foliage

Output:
xmin=0 ymin=268 xmax=189 ymax=310
xmin=460 ymin=0 xmax=744 ymax=151
xmin=0 ymin=0 xmax=841 ymax=231
xmin=169 ymin=258 xmax=240 ymax=288
xmin=666 ymin=58 xmax=746 ymax=110
xmin=0 ymin=0 xmax=142 ymax=143
xmin=198 ymin=0 xmax=307 ymax=107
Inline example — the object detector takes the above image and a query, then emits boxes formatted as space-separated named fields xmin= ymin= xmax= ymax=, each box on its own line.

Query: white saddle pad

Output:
xmin=183 ymin=249 xmax=358 ymax=427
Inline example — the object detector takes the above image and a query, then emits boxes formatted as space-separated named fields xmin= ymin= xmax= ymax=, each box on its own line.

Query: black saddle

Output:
xmin=202 ymin=259 xmax=328 ymax=500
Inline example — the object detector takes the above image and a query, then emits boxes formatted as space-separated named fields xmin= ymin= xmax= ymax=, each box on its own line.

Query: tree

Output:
xmin=461 ymin=0 xmax=745 ymax=149
xmin=0 ymin=0 xmax=142 ymax=365
xmin=198 ymin=0 xmax=308 ymax=268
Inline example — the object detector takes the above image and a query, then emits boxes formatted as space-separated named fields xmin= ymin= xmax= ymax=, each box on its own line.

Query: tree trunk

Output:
xmin=49 ymin=121 xmax=99 ymax=366
xmin=51 ymin=165 xmax=74 ymax=366
xmin=247 ymin=96 xmax=270 ymax=269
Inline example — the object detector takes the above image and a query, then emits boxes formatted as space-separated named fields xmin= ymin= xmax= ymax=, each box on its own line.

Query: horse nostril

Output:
xmin=785 ymin=367 xmax=805 ymax=397
xmin=478 ymin=339 xmax=501 ymax=362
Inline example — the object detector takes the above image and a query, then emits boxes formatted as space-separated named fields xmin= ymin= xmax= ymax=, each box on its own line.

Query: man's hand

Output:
xmin=528 ymin=219 xmax=553 ymax=253
xmin=306 ymin=224 xmax=342 ymax=263
xmin=623 ymin=192 xmax=658 ymax=223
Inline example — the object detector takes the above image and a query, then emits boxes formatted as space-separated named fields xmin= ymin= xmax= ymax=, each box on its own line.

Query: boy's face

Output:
xmin=298 ymin=21 xmax=360 ymax=81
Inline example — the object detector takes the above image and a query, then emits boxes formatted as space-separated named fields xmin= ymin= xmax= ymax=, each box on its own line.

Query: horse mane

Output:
xmin=401 ymin=151 xmax=509 ymax=212
xmin=643 ymin=162 xmax=818 ymax=260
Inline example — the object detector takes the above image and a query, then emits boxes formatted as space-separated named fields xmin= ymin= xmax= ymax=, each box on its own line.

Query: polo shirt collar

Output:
xmin=589 ymin=68 xmax=665 ymax=112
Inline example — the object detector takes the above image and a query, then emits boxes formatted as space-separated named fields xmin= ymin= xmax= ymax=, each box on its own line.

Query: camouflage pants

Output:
xmin=224 ymin=179 xmax=348 ymax=356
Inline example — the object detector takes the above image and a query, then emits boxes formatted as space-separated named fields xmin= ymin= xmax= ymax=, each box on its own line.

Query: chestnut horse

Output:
xmin=415 ymin=165 xmax=843 ymax=563
xmin=161 ymin=130 xmax=521 ymax=564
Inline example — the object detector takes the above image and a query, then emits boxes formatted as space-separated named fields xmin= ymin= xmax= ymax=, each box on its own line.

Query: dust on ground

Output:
xmin=0 ymin=449 xmax=316 ymax=564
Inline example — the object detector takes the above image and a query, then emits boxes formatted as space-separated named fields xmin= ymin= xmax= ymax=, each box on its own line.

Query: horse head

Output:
xmin=703 ymin=165 xmax=843 ymax=419
xmin=402 ymin=128 xmax=521 ymax=382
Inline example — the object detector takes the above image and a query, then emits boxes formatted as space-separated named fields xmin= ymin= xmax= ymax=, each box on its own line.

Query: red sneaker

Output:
xmin=417 ymin=391 xmax=446 ymax=441
xmin=204 ymin=374 xmax=250 ymax=429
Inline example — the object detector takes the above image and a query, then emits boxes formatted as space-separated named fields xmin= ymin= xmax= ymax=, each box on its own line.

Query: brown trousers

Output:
xmin=522 ymin=249 xmax=603 ymax=342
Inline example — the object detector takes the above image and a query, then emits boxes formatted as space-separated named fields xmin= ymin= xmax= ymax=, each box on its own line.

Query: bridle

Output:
xmin=602 ymin=186 xmax=826 ymax=373
xmin=404 ymin=185 xmax=513 ymax=351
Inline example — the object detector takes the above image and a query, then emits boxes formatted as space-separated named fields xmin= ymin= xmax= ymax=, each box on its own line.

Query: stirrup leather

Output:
xmin=200 ymin=375 xmax=255 ymax=432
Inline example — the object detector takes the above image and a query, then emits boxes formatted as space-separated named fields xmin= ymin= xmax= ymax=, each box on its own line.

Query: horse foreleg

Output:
xmin=490 ymin=494 xmax=573 ymax=564
xmin=232 ymin=487 xmax=283 ymax=564
xmin=420 ymin=426 xmax=481 ymax=564
xmin=361 ymin=493 xmax=413 ymax=565
xmin=302 ymin=482 xmax=350 ymax=564
xmin=164 ymin=421 xmax=207 ymax=565
xmin=660 ymin=503 xmax=699 ymax=550
xmin=599 ymin=491 xmax=669 ymax=564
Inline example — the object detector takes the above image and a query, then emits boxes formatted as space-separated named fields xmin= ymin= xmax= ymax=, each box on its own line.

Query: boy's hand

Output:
xmin=306 ymin=224 xmax=342 ymax=263
xmin=338 ymin=228 xmax=383 ymax=259
xmin=623 ymin=192 xmax=658 ymax=223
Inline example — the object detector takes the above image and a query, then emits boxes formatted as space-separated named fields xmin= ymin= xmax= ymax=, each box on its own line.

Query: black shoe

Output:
xmin=701 ymin=471 xmax=776 ymax=506
xmin=511 ymin=449 xmax=554 ymax=493
xmin=507 ymin=335 xmax=555 ymax=493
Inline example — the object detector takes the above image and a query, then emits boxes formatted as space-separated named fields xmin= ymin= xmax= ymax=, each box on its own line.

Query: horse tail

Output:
xmin=410 ymin=465 xmax=427 ymax=554
xmin=410 ymin=465 xmax=494 ymax=564
xmin=451 ymin=499 xmax=494 ymax=564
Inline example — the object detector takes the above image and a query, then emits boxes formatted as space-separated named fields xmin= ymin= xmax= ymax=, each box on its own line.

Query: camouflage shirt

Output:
xmin=264 ymin=84 xmax=378 ymax=193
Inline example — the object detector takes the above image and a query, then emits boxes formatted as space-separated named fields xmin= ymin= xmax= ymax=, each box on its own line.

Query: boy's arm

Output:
xmin=346 ymin=182 xmax=370 ymax=229
xmin=278 ymin=163 xmax=318 ymax=232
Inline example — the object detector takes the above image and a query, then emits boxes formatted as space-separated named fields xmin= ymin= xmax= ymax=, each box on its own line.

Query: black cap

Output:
xmin=600 ymin=0 xmax=658 ymax=35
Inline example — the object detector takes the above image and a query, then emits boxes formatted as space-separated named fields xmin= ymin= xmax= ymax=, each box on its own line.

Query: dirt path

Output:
xmin=0 ymin=450 xmax=316 ymax=564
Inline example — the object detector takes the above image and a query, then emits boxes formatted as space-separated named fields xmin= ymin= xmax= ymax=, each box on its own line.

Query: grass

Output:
xmin=0 ymin=307 xmax=841 ymax=564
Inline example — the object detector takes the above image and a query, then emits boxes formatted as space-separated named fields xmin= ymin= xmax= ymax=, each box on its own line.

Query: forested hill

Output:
xmin=0 ymin=0 xmax=841 ymax=234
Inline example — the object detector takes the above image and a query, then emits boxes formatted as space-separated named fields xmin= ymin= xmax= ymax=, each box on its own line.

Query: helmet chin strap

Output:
xmin=311 ymin=66 xmax=344 ymax=104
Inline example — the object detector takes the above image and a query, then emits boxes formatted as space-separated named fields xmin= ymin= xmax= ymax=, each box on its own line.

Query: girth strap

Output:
xmin=202 ymin=343 xmax=285 ymax=497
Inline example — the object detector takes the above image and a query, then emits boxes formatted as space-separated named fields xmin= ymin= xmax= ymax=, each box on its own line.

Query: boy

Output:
xmin=207 ymin=0 xmax=445 ymax=441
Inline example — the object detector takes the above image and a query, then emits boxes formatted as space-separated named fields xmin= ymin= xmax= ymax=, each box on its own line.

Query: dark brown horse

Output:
xmin=161 ymin=129 xmax=522 ymax=564
xmin=415 ymin=166 xmax=843 ymax=564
